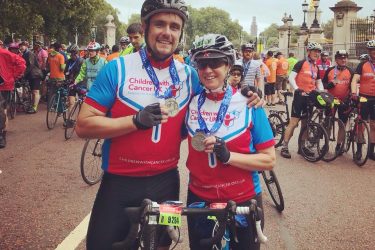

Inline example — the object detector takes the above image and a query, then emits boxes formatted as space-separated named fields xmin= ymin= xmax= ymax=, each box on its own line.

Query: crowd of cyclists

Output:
xmin=1 ymin=0 xmax=375 ymax=249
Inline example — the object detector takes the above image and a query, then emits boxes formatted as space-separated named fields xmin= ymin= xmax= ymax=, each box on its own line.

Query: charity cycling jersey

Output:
xmin=323 ymin=66 xmax=353 ymax=101
xmin=75 ymin=56 xmax=106 ymax=90
xmin=276 ymin=57 xmax=289 ymax=76
xmin=355 ymin=61 xmax=375 ymax=96
xmin=265 ymin=57 xmax=277 ymax=83
xmin=85 ymin=50 xmax=201 ymax=177
xmin=185 ymin=86 xmax=275 ymax=203
xmin=293 ymin=59 xmax=320 ymax=93
xmin=316 ymin=58 xmax=331 ymax=79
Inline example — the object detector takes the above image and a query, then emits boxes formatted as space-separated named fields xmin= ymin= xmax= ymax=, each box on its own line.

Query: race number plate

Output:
xmin=158 ymin=204 xmax=182 ymax=227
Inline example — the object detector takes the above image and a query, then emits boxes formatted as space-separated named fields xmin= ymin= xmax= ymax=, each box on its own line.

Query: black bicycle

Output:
xmin=80 ymin=139 xmax=104 ymax=185
xmin=46 ymin=81 xmax=69 ymax=130
xmin=297 ymin=91 xmax=329 ymax=162
xmin=268 ymin=91 xmax=293 ymax=148
xmin=8 ymin=79 xmax=32 ymax=119
xmin=261 ymin=170 xmax=284 ymax=212
xmin=343 ymin=96 xmax=371 ymax=167
xmin=112 ymin=199 xmax=267 ymax=250
xmin=311 ymin=97 xmax=345 ymax=162
xmin=64 ymin=85 xmax=87 ymax=140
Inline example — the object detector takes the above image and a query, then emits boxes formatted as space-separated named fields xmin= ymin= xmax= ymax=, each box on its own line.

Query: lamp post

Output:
xmin=287 ymin=14 xmax=293 ymax=56
xmin=370 ymin=9 xmax=375 ymax=21
xmin=311 ymin=0 xmax=320 ymax=28
xmin=301 ymin=0 xmax=308 ymax=30
xmin=90 ymin=25 xmax=97 ymax=42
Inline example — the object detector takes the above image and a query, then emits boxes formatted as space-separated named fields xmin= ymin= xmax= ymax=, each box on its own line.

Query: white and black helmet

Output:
xmin=335 ymin=50 xmax=348 ymax=59
xmin=191 ymin=34 xmax=236 ymax=65
xmin=119 ymin=36 xmax=130 ymax=44
xmin=359 ymin=54 xmax=369 ymax=61
xmin=366 ymin=39 xmax=375 ymax=49
xmin=68 ymin=44 xmax=79 ymax=54
xmin=306 ymin=42 xmax=322 ymax=51
xmin=241 ymin=43 xmax=255 ymax=51
xmin=141 ymin=0 xmax=189 ymax=22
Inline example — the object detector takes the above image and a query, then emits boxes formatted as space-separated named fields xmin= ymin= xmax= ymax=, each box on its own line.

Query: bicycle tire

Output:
xmin=268 ymin=113 xmax=285 ymax=148
xmin=351 ymin=119 xmax=370 ymax=167
xmin=22 ymin=85 xmax=33 ymax=110
xmin=262 ymin=170 xmax=285 ymax=212
xmin=322 ymin=117 xmax=345 ymax=162
xmin=46 ymin=94 xmax=60 ymax=130
xmin=80 ymin=139 xmax=103 ymax=185
xmin=298 ymin=122 xmax=329 ymax=162
xmin=64 ymin=101 xmax=80 ymax=140
xmin=8 ymin=90 xmax=17 ymax=119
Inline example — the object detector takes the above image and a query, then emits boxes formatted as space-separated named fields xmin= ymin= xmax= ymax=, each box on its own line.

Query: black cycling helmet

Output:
xmin=68 ymin=44 xmax=80 ymax=54
xmin=241 ymin=43 xmax=255 ymax=51
xmin=191 ymin=34 xmax=236 ymax=65
xmin=334 ymin=49 xmax=348 ymax=59
xmin=141 ymin=0 xmax=189 ymax=23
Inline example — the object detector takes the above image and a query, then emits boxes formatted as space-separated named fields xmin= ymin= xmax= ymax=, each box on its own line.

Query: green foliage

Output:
xmin=184 ymin=6 xmax=247 ymax=50
xmin=0 ymin=0 xmax=126 ymax=46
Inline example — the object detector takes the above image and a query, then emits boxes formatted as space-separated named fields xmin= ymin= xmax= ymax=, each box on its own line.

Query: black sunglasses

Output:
xmin=197 ymin=58 xmax=228 ymax=70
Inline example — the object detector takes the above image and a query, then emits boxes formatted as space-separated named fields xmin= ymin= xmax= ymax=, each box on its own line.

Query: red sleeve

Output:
xmin=85 ymin=97 xmax=108 ymax=113
xmin=13 ymin=54 xmax=26 ymax=79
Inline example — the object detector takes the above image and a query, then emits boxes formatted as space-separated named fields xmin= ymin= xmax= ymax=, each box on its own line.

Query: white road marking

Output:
xmin=55 ymin=213 xmax=91 ymax=250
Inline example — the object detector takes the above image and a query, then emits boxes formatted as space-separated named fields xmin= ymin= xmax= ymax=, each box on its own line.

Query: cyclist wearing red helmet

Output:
xmin=76 ymin=1 xmax=262 ymax=249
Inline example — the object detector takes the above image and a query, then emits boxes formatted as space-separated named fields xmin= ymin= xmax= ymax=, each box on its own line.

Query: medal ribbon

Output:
xmin=140 ymin=48 xmax=181 ymax=99
xmin=196 ymin=87 xmax=233 ymax=134
xmin=243 ymin=59 xmax=251 ymax=77
xmin=307 ymin=59 xmax=316 ymax=80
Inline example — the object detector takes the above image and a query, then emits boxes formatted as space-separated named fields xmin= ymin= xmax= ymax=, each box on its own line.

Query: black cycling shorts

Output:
xmin=264 ymin=83 xmax=275 ymax=95
xmin=86 ymin=168 xmax=180 ymax=250
xmin=187 ymin=190 xmax=264 ymax=250
xmin=360 ymin=95 xmax=375 ymax=120
xmin=291 ymin=90 xmax=313 ymax=119
xmin=28 ymin=78 xmax=41 ymax=91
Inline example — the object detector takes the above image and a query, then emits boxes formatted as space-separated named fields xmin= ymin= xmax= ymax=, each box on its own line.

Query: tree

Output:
xmin=322 ymin=18 xmax=334 ymax=40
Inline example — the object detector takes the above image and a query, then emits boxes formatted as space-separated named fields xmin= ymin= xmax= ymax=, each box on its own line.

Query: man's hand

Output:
xmin=133 ymin=103 xmax=167 ymax=130
xmin=240 ymin=85 xmax=264 ymax=108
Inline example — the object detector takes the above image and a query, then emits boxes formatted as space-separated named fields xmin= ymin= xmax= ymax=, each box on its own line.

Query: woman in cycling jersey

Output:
xmin=185 ymin=34 xmax=276 ymax=250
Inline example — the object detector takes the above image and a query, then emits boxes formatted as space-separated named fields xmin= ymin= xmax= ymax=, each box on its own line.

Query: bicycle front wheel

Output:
xmin=262 ymin=170 xmax=284 ymax=212
xmin=46 ymin=94 xmax=60 ymax=129
xmin=351 ymin=119 xmax=370 ymax=167
xmin=323 ymin=117 xmax=345 ymax=162
xmin=80 ymin=139 xmax=103 ymax=185
xmin=64 ymin=101 xmax=80 ymax=140
xmin=268 ymin=113 xmax=285 ymax=148
xmin=298 ymin=122 xmax=329 ymax=162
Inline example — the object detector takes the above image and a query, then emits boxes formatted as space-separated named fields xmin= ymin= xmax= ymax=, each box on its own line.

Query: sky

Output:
xmin=106 ymin=0 xmax=374 ymax=34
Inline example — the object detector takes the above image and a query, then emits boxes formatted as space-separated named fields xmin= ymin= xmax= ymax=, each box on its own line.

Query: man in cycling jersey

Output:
xmin=119 ymin=23 xmax=146 ymax=56
xmin=317 ymin=51 xmax=331 ymax=80
xmin=0 ymin=47 xmax=26 ymax=148
xmin=351 ymin=40 xmax=375 ymax=161
xmin=280 ymin=42 xmax=324 ymax=159
xmin=73 ymin=42 xmax=106 ymax=90
xmin=76 ymin=1 xmax=262 ymax=249
xmin=119 ymin=36 xmax=130 ymax=54
xmin=47 ymin=42 xmax=66 ymax=103
xmin=64 ymin=44 xmax=84 ymax=127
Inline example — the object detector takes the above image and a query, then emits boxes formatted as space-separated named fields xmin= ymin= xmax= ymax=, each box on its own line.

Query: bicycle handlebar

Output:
xmin=112 ymin=199 xmax=267 ymax=249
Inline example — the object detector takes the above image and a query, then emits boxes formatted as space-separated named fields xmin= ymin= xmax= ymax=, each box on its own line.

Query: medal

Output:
xmin=165 ymin=98 xmax=179 ymax=117
xmin=191 ymin=131 xmax=206 ymax=151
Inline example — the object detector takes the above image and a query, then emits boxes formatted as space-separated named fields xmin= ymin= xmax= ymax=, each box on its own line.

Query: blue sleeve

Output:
xmin=189 ymin=66 xmax=203 ymax=96
xmin=86 ymin=59 xmax=119 ymax=109
xmin=250 ymin=107 xmax=274 ymax=148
